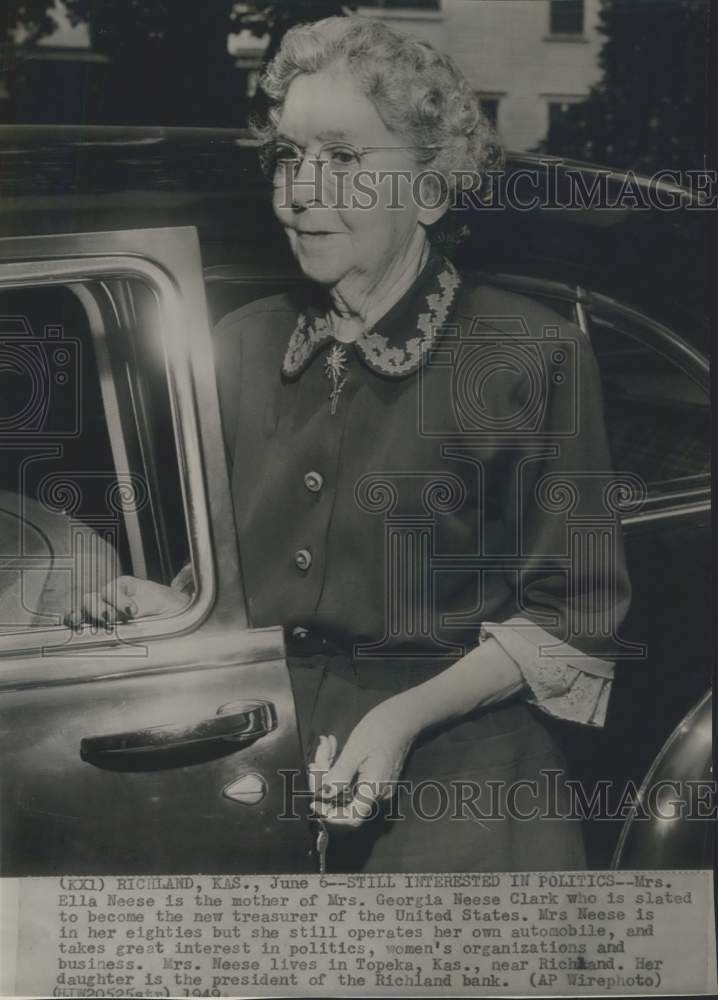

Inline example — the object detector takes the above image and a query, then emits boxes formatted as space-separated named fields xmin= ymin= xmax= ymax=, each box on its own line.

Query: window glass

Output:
xmin=546 ymin=98 xmax=586 ymax=155
xmin=548 ymin=99 xmax=584 ymax=132
xmin=0 ymin=279 xmax=192 ymax=631
xmin=549 ymin=0 xmax=584 ymax=35
xmin=588 ymin=309 xmax=710 ymax=488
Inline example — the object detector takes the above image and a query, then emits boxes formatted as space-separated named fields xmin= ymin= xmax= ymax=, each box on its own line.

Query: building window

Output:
xmin=546 ymin=98 xmax=586 ymax=148
xmin=478 ymin=97 xmax=500 ymax=128
xmin=549 ymin=0 xmax=584 ymax=35
xmin=548 ymin=99 xmax=584 ymax=131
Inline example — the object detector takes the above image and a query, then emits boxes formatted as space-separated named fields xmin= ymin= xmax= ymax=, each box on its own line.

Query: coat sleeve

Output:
xmin=480 ymin=317 xmax=632 ymax=726
xmin=211 ymin=309 xmax=246 ymax=466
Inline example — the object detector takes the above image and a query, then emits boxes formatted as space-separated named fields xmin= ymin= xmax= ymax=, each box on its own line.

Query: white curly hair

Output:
xmin=255 ymin=15 xmax=503 ymax=202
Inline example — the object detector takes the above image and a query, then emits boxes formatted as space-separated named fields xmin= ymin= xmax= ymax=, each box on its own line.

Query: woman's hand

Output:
xmin=310 ymin=694 xmax=422 ymax=829
xmin=64 ymin=575 xmax=190 ymax=628
xmin=309 ymin=640 xmax=526 ymax=829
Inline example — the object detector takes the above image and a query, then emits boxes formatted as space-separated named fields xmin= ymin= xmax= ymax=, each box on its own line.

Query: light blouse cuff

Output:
xmin=170 ymin=562 xmax=195 ymax=596
xmin=479 ymin=617 xmax=614 ymax=727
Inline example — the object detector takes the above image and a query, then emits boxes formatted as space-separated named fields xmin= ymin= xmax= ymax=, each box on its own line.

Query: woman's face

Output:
xmin=272 ymin=67 xmax=432 ymax=293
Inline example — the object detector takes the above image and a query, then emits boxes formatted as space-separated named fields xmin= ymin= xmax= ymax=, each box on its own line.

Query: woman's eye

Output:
xmin=274 ymin=144 xmax=300 ymax=166
xmin=326 ymin=146 xmax=361 ymax=167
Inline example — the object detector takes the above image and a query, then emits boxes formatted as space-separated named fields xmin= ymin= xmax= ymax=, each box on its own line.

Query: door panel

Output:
xmin=572 ymin=511 xmax=712 ymax=867
xmin=566 ymin=298 xmax=711 ymax=866
xmin=616 ymin=512 xmax=712 ymax=776
xmin=0 ymin=228 xmax=309 ymax=874
xmin=1 ymin=629 xmax=312 ymax=874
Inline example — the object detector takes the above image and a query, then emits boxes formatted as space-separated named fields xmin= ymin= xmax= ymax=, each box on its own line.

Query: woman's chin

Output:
xmin=295 ymin=254 xmax=347 ymax=286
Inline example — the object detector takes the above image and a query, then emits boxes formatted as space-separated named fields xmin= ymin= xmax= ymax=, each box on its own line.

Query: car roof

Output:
xmin=0 ymin=125 xmax=709 ymax=348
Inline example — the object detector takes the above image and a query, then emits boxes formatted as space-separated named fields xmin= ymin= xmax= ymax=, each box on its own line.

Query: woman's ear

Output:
xmin=415 ymin=171 xmax=452 ymax=228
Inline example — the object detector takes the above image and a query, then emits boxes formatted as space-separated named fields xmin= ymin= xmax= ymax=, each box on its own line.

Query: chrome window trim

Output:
xmin=634 ymin=482 xmax=710 ymax=505
xmin=574 ymin=285 xmax=589 ymax=337
xmin=586 ymin=295 xmax=708 ymax=389
xmin=583 ymin=292 xmax=710 ymax=523
xmin=0 ymin=625 xmax=286 ymax=694
xmin=70 ymin=282 xmax=149 ymax=579
xmin=0 ymin=254 xmax=216 ymax=660
xmin=621 ymin=499 xmax=710 ymax=527
xmin=486 ymin=271 xmax=581 ymax=304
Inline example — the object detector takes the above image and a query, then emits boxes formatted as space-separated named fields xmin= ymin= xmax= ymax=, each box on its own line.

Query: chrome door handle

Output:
xmin=80 ymin=701 xmax=276 ymax=764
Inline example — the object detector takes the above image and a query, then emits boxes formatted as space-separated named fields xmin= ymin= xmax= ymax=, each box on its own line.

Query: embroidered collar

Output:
xmin=281 ymin=252 xmax=461 ymax=379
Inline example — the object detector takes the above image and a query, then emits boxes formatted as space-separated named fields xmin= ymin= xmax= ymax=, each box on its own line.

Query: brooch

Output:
xmin=323 ymin=345 xmax=348 ymax=415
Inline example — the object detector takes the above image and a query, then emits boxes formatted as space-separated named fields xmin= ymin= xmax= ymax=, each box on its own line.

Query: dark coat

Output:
xmin=212 ymin=250 xmax=632 ymax=871
xmin=214 ymin=251 xmax=631 ymax=664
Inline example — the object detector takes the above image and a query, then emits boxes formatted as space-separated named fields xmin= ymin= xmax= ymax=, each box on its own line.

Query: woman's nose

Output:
xmin=289 ymin=154 xmax=326 ymax=209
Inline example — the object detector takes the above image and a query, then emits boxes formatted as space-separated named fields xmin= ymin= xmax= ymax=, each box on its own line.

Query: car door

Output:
xmin=0 ymin=226 xmax=314 ymax=875
xmin=582 ymin=293 xmax=711 ymax=801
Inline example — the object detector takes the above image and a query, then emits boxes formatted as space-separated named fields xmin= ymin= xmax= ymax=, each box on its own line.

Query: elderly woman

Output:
xmin=79 ymin=17 xmax=630 ymax=873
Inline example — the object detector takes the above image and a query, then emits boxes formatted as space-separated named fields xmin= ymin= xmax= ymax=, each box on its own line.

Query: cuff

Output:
xmin=479 ymin=618 xmax=614 ymax=727
xmin=171 ymin=562 xmax=195 ymax=596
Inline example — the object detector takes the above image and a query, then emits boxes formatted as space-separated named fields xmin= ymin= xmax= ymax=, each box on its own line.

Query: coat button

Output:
xmin=294 ymin=548 xmax=312 ymax=571
xmin=304 ymin=471 xmax=324 ymax=493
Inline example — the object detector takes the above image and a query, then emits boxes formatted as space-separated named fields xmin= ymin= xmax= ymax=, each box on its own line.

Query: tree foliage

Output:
xmin=543 ymin=0 xmax=709 ymax=173
xmin=1 ymin=0 xmax=352 ymax=125
xmin=234 ymin=1 xmax=353 ymax=63
xmin=1 ymin=0 xmax=57 ymax=84
xmin=2 ymin=1 xmax=57 ymax=46
xmin=1 ymin=2 xmax=62 ymax=121
xmin=61 ymin=0 xmax=245 ymax=125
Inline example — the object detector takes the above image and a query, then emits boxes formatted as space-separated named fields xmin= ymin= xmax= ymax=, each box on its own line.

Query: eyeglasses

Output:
xmin=260 ymin=138 xmax=440 ymax=183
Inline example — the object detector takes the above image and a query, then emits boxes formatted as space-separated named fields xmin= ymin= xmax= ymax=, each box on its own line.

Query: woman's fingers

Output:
xmin=312 ymin=770 xmax=381 ymax=827
xmin=312 ymin=748 xmax=392 ymax=827
xmin=311 ymin=721 xmax=412 ymax=827
xmin=309 ymin=735 xmax=373 ymax=827
xmin=312 ymin=794 xmax=376 ymax=828
xmin=63 ymin=576 xmax=190 ymax=628
xmin=308 ymin=735 xmax=337 ymax=800
xmin=64 ymin=576 xmax=144 ymax=627
xmin=83 ymin=577 xmax=140 ymax=624
xmin=320 ymin=742 xmax=399 ymax=800
xmin=77 ymin=591 xmax=117 ymax=628
xmin=111 ymin=576 xmax=139 ymax=618
xmin=310 ymin=741 xmax=360 ymax=824
xmin=317 ymin=745 xmax=359 ymax=803
xmin=63 ymin=608 xmax=84 ymax=631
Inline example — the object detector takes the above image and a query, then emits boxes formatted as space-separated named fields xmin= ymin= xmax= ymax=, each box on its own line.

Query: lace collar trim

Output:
xmin=281 ymin=254 xmax=461 ymax=379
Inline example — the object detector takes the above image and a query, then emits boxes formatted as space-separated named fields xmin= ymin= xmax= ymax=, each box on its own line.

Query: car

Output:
xmin=611 ymin=690 xmax=713 ymax=869
xmin=0 ymin=125 xmax=711 ymax=874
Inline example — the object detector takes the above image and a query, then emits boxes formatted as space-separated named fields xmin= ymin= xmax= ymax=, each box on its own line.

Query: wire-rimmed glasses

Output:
xmin=260 ymin=138 xmax=440 ymax=185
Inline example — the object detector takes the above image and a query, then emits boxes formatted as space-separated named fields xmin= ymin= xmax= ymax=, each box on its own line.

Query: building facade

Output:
xmin=357 ymin=0 xmax=603 ymax=151
xmin=7 ymin=0 xmax=603 ymax=151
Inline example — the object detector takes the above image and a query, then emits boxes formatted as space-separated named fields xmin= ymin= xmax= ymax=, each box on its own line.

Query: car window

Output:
xmin=587 ymin=308 xmax=710 ymax=490
xmin=0 ymin=278 xmax=193 ymax=634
